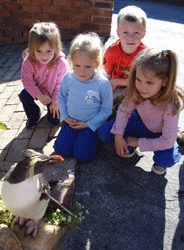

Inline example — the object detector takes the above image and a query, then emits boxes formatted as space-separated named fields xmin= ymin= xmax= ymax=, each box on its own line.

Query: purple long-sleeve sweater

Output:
xmin=21 ymin=52 xmax=69 ymax=104
xmin=111 ymin=99 xmax=180 ymax=152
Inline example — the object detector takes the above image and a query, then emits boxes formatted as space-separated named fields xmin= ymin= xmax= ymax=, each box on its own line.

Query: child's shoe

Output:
xmin=26 ymin=120 xmax=39 ymax=129
xmin=124 ymin=146 xmax=136 ymax=158
xmin=177 ymin=131 xmax=184 ymax=146
xmin=152 ymin=164 xmax=166 ymax=175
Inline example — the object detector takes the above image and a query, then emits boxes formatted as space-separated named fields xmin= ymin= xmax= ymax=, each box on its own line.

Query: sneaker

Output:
xmin=177 ymin=131 xmax=184 ymax=146
xmin=124 ymin=146 xmax=136 ymax=158
xmin=152 ymin=164 xmax=166 ymax=175
xmin=26 ymin=120 xmax=38 ymax=129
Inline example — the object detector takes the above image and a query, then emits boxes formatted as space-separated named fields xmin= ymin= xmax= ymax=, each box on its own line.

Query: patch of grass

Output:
xmin=44 ymin=202 xmax=89 ymax=230
xmin=0 ymin=196 xmax=14 ymax=226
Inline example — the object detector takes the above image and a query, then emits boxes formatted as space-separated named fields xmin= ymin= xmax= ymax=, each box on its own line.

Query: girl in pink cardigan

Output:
xmin=19 ymin=22 xmax=68 ymax=128
xmin=98 ymin=48 xmax=184 ymax=175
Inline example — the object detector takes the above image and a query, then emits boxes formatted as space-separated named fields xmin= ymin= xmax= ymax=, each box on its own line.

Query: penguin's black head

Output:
xmin=4 ymin=149 xmax=64 ymax=184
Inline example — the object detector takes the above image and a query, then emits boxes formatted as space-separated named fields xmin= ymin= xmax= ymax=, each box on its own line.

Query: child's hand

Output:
xmin=65 ymin=118 xmax=77 ymax=126
xmin=126 ymin=137 xmax=139 ymax=147
xmin=49 ymin=104 xmax=60 ymax=119
xmin=110 ymin=78 xmax=128 ymax=90
xmin=115 ymin=134 xmax=129 ymax=158
xmin=36 ymin=93 xmax=51 ymax=106
xmin=70 ymin=121 xmax=88 ymax=129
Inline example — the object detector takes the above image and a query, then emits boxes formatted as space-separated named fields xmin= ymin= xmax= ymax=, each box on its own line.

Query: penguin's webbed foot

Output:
xmin=14 ymin=216 xmax=29 ymax=230
xmin=14 ymin=217 xmax=39 ymax=237
xmin=24 ymin=219 xmax=39 ymax=238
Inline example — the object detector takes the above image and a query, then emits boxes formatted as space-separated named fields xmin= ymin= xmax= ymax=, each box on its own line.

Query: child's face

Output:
xmin=135 ymin=67 xmax=167 ymax=99
xmin=72 ymin=50 xmax=97 ymax=81
xmin=117 ymin=20 xmax=145 ymax=55
xmin=34 ymin=41 xmax=55 ymax=65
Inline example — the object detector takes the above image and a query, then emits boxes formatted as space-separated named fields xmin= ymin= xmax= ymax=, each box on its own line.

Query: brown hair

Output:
xmin=68 ymin=32 xmax=105 ymax=74
xmin=117 ymin=5 xmax=147 ymax=31
xmin=22 ymin=22 xmax=62 ymax=68
xmin=124 ymin=47 xmax=184 ymax=115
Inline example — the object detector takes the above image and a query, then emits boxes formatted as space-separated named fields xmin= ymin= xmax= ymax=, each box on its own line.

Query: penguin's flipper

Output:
xmin=24 ymin=219 xmax=39 ymax=238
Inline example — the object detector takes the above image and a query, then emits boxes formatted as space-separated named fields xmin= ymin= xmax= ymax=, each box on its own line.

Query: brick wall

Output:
xmin=0 ymin=0 xmax=114 ymax=44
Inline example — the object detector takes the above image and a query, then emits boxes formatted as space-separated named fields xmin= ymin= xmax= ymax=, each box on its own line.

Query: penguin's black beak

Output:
xmin=49 ymin=155 xmax=64 ymax=164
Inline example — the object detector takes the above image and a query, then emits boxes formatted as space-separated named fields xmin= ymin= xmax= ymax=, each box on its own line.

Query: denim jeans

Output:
xmin=19 ymin=89 xmax=60 ymax=125
xmin=97 ymin=109 xmax=181 ymax=168
xmin=54 ymin=121 xmax=99 ymax=161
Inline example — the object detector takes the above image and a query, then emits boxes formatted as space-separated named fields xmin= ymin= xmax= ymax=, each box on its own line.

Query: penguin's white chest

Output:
xmin=1 ymin=175 xmax=49 ymax=220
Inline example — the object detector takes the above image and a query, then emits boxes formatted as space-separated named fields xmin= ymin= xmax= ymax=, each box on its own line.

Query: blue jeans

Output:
xmin=54 ymin=121 xmax=99 ymax=161
xmin=19 ymin=89 xmax=60 ymax=125
xmin=97 ymin=109 xmax=181 ymax=168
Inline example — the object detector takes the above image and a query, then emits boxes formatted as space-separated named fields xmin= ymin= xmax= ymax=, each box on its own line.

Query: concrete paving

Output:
xmin=0 ymin=1 xmax=184 ymax=250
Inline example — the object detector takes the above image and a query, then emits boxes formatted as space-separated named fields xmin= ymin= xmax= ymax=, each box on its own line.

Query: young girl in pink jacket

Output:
xmin=98 ymin=48 xmax=184 ymax=175
xmin=19 ymin=22 xmax=68 ymax=128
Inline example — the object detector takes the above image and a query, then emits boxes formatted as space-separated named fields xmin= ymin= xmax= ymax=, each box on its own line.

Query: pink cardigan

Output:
xmin=111 ymin=100 xmax=180 ymax=152
xmin=21 ymin=52 xmax=69 ymax=104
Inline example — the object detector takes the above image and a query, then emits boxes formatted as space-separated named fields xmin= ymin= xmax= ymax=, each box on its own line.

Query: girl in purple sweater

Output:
xmin=19 ymin=22 xmax=68 ymax=128
xmin=98 ymin=48 xmax=184 ymax=175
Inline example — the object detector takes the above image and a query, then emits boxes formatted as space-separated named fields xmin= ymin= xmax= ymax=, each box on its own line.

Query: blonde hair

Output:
xmin=68 ymin=32 xmax=105 ymax=74
xmin=125 ymin=48 xmax=184 ymax=115
xmin=23 ymin=22 xmax=62 ymax=68
xmin=118 ymin=5 xmax=147 ymax=31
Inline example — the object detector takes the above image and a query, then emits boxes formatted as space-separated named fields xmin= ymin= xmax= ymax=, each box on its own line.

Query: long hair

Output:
xmin=124 ymin=47 xmax=184 ymax=115
xmin=22 ymin=22 xmax=62 ymax=68
xmin=68 ymin=32 xmax=105 ymax=75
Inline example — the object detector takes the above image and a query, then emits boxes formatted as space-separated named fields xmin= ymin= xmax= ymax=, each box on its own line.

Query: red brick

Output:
xmin=22 ymin=19 xmax=37 ymax=26
xmin=61 ymin=21 xmax=80 ymax=29
xmin=53 ymin=0 xmax=72 ymax=6
xmin=42 ymin=5 xmax=62 ymax=14
xmin=73 ymin=0 xmax=93 ymax=8
xmin=12 ymin=11 xmax=32 ymax=19
xmin=50 ymin=13 xmax=70 ymax=22
xmin=41 ymin=12 xmax=50 ymax=20
xmin=18 ymin=0 xmax=31 ymax=3
xmin=0 ymin=10 xmax=10 ymax=17
xmin=1 ymin=17 xmax=22 ymax=25
xmin=94 ymin=2 xmax=113 ymax=9
xmin=32 ymin=0 xmax=51 ymax=5
xmin=92 ymin=16 xmax=112 ymax=25
xmin=71 ymin=14 xmax=91 ymax=23
xmin=62 ymin=6 xmax=76 ymax=14
xmin=22 ymin=4 xmax=41 ymax=12
xmin=3 ymin=3 xmax=21 ymax=11
xmin=80 ymin=23 xmax=100 ymax=31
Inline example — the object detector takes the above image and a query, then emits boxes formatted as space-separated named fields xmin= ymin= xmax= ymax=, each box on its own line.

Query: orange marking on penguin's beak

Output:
xmin=49 ymin=155 xmax=64 ymax=163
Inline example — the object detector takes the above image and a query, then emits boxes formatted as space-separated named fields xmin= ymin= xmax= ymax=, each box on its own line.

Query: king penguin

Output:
xmin=1 ymin=149 xmax=64 ymax=237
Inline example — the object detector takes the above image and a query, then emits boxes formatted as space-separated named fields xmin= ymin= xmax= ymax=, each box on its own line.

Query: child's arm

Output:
xmin=85 ymin=80 xmax=113 ymax=132
xmin=110 ymin=78 xmax=128 ymax=90
xmin=36 ymin=93 xmax=51 ymax=105
xmin=50 ymin=55 xmax=69 ymax=105
xmin=58 ymin=73 xmax=70 ymax=122
xmin=115 ymin=134 xmax=129 ymax=158
xmin=21 ymin=58 xmax=43 ymax=99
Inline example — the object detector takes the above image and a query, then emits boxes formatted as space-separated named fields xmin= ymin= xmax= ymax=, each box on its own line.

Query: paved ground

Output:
xmin=0 ymin=1 xmax=184 ymax=250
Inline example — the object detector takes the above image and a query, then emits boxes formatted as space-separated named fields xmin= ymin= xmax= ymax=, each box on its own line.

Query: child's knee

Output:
xmin=153 ymin=146 xmax=181 ymax=168
xmin=54 ymin=139 xmax=71 ymax=157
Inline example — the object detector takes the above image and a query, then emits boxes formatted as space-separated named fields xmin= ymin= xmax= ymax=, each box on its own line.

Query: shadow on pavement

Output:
xmin=55 ymin=142 xmax=167 ymax=250
xmin=172 ymin=162 xmax=184 ymax=250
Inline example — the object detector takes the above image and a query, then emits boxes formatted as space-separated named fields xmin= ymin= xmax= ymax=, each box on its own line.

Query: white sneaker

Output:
xmin=124 ymin=146 xmax=136 ymax=158
xmin=152 ymin=164 xmax=166 ymax=175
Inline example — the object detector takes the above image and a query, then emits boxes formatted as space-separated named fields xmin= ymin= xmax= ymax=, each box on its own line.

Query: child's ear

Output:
xmin=162 ymin=77 xmax=168 ymax=87
xmin=142 ymin=30 xmax=146 ymax=38
xmin=116 ymin=28 xmax=120 ymax=38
